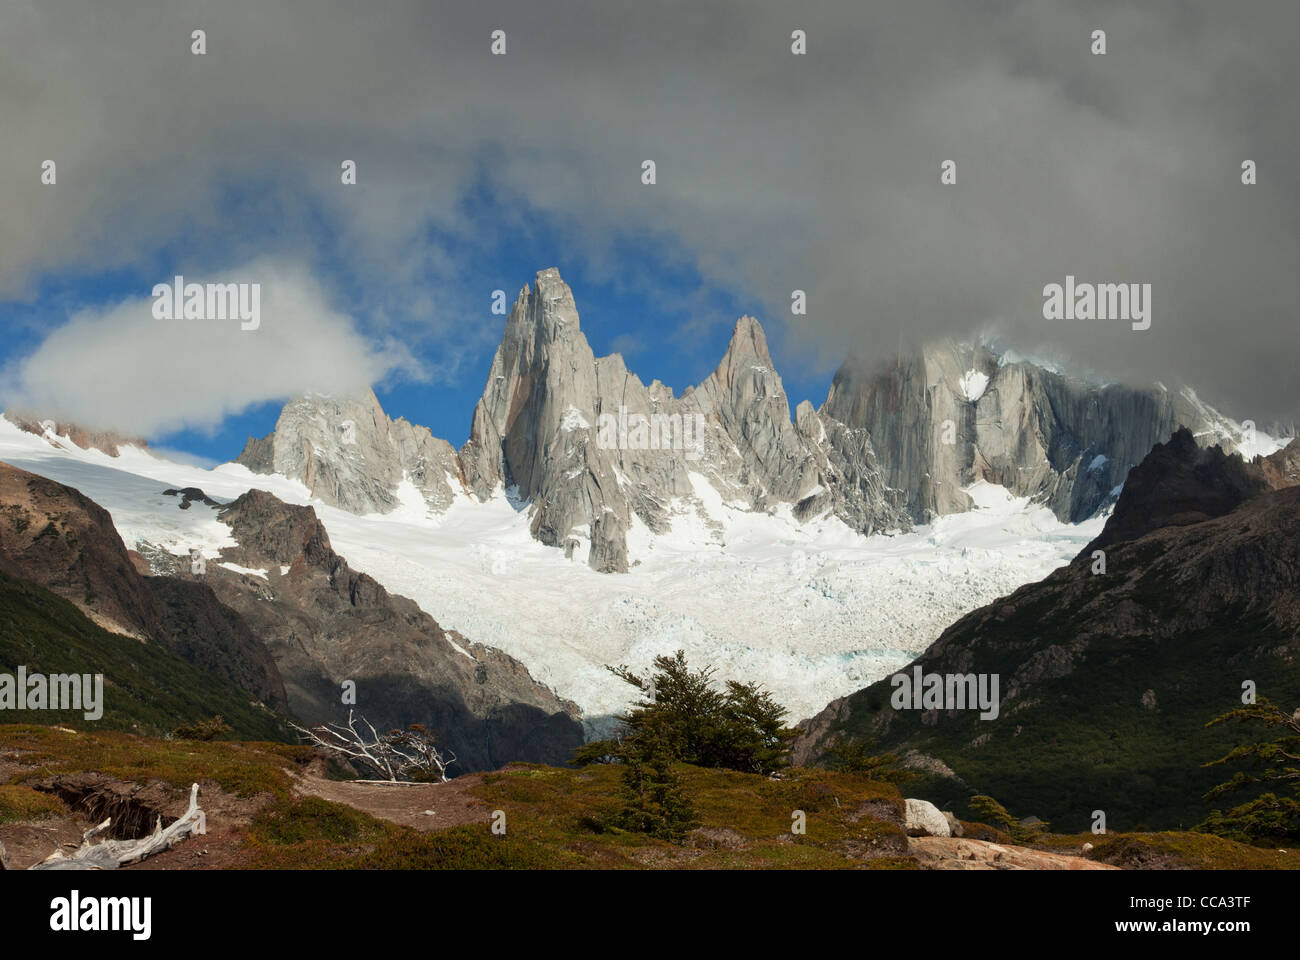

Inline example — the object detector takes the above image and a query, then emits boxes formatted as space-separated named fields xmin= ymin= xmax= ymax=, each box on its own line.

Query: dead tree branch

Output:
xmin=291 ymin=711 xmax=456 ymax=782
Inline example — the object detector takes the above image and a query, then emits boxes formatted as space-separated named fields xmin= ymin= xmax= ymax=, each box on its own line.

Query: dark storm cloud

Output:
xmin=1 ymin=0 xmax=1295 ymax=430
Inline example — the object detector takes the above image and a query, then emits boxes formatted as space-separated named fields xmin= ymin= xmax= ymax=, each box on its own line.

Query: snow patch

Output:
xmin=560 ymin=405 xmax=590 ymax=431
xmin=219 ymin=562 xmax=269 ymax=580
xmin=445 ymin=636 xmax=476 ymax=660
xmin=958 ymin=369 xmax=989 ymax=402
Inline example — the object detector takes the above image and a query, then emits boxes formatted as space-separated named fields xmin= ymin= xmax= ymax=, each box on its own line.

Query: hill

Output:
xmin=0 ymin=570 xmax=289 ymax=740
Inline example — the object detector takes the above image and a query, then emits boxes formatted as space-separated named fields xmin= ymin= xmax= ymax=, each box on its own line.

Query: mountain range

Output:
xmin=235 ymin=268 xmax=1264 ymax=573
xmin=0 ymin=267 xmax=1291 ymax=799
xmin=0 ymin=459 xmax=583 ymax=769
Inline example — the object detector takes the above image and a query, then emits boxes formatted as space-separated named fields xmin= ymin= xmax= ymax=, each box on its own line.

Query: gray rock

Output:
xmin=822 ymin=339 xmax=1238 ymax=524
xmin=904 ymin=798 xmax=952 ymax=837
xmin=942 ymin=811 xmax=965 ymax=837
xmin=236 ymin=389 xmax=461 ymax=517
xmin=457 ymin=270 xmax=873 ymax=571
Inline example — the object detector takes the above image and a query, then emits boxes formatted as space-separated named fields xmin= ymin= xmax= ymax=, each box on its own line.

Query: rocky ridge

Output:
xmin=0 ymin=461 xmax=287 ymax=712
xmin=791 ymin=430 xmax=1300 ymax=830
xmin=235 ymin=269 xmax=1265 ymax=572
xmin=198 ymin=488 xmax=585 ymax=771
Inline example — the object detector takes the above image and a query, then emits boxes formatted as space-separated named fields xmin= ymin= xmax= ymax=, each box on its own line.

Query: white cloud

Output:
xmin=0 ymin=259 xmax=419 ymax=435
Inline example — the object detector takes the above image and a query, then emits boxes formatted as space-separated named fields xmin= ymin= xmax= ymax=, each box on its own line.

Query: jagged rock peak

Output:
xmin=1085 ymin=427 xmax=1271 ymax=552
xmin=234 ymin=388 xmax=462 ymax=516
xmin=720 ymin=315 xmax=773 ymax=367
xmin=3 ymin=410 xmax=148 ymax=458
xmin=230 ymin=271 xmax=1251 ymax=575
xmin=509 ymin=267 xmax=581 ymax=341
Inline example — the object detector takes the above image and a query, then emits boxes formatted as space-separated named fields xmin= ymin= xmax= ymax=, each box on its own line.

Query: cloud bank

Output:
xmin=0 ymin=0 xmax=1296 ymax=428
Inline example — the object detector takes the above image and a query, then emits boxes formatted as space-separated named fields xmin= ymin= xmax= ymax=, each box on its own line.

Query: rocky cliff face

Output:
xmin=822 ymin=341 xmax=1237 ymax=523
xmin=457 ymin=272 xmax=906 ymax=570
xmin=236 ymin=390 xmax=462 ymax=516
xmin=241 ymin=270 xmax=907 ymax=571
xmin=205 ymin=488 xmax=585 ymax=770
xmin=237 ymin=268 xmax=1254 ymax=571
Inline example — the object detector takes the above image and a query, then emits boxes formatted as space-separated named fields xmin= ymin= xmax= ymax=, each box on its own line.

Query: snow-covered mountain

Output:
xmin=0 ymin=417 xmax=1108 ymax=727
xmin=238 ymin=268 xmax=1269 ymax=575
xmin=0 ymin=267 xmax=1285 ymax=727
xmin=0 ymin=419 xmax=1284 ymax=730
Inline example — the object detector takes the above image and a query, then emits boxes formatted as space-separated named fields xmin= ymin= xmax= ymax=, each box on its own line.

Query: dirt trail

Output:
xmin=292 ymin=773 xmax=491 ymax=832
xmin=908 ymin=836 xmax=1119 ymax=870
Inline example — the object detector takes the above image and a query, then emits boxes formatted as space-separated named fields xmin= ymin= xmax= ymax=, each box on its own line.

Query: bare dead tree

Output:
xmin=291 ymin=711 xmax=456 ymax=783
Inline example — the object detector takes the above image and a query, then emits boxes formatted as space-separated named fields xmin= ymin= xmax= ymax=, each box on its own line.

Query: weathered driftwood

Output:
xmin=30 ymin=782 xmax=206 ymax=871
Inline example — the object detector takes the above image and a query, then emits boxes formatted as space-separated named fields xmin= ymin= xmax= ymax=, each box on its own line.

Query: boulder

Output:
xmin=942 ymin=811 xmax=965 ymax=837
xmin=904 ymin=798 xmax=951 ymax=837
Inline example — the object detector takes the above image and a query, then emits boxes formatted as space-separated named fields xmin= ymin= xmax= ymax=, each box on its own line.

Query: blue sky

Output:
xmin=0 ymin=184 xmax=833 ymax=465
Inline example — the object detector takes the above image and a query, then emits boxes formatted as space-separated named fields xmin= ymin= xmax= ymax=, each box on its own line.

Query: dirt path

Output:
xmin=292 ymin=773 xmax=491 ymax=832
xmin=908 ymin=836 xmax=1119 ymax=870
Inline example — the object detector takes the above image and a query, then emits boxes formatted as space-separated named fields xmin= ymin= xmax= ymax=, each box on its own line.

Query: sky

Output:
xmin=1 ymin=0 xmax=1296 ymax=465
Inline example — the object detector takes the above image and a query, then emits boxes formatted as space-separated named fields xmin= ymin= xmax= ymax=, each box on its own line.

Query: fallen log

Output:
xmin=30 ymin=782 xmax=206 ymax=871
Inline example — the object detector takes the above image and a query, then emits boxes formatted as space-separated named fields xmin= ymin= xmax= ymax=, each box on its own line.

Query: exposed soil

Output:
xmin=907 ymin=836 xmax=1119 ymax=870
xmin=292 ymin=772 xmax=491 ymax=832
xmin=1 ymin=765 xmax=272 ymax=870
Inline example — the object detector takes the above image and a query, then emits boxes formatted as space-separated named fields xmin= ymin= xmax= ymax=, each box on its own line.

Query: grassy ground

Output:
xmin=1 ymin=723 xmax=308 ymax=798
xmin=3 ymin=724 xmax=1297 ymax=870
xmin=241 ymin=763 xmax=917 ymax=869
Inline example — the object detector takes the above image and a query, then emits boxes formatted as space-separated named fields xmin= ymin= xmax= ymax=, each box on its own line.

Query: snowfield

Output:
xmin=0 ymin=420 xmax=1111 ymax=729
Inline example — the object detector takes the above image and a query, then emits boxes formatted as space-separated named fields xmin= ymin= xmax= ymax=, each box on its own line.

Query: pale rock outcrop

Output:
xmin=908 ymin=837 xmax=1119 ymax=870
xmin=236 ymin=390 xmax=461 ymax=516
xmin=904 ymin=798 xmax=952 ymax=837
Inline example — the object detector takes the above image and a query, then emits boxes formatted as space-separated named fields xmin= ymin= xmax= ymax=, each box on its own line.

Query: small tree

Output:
xmin=609 ymin=717 xmax=697 ymax=841
xmin=611 ymin=652 xmax=723 ymax=766
xmin=716 ymin=680 xmax=799 ymax=776
xmin=826 ymin=734 xmax=916 ymax=785
xmin=969 ymin=794 xmax=1049 ymax=842
xmin=579 ymin=651 xmax=797 ymax=776
xmin=573 ymin=652 xmax=797 ymax=840
xmin=1197 ymin=698 xmax=1300 ymax=845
